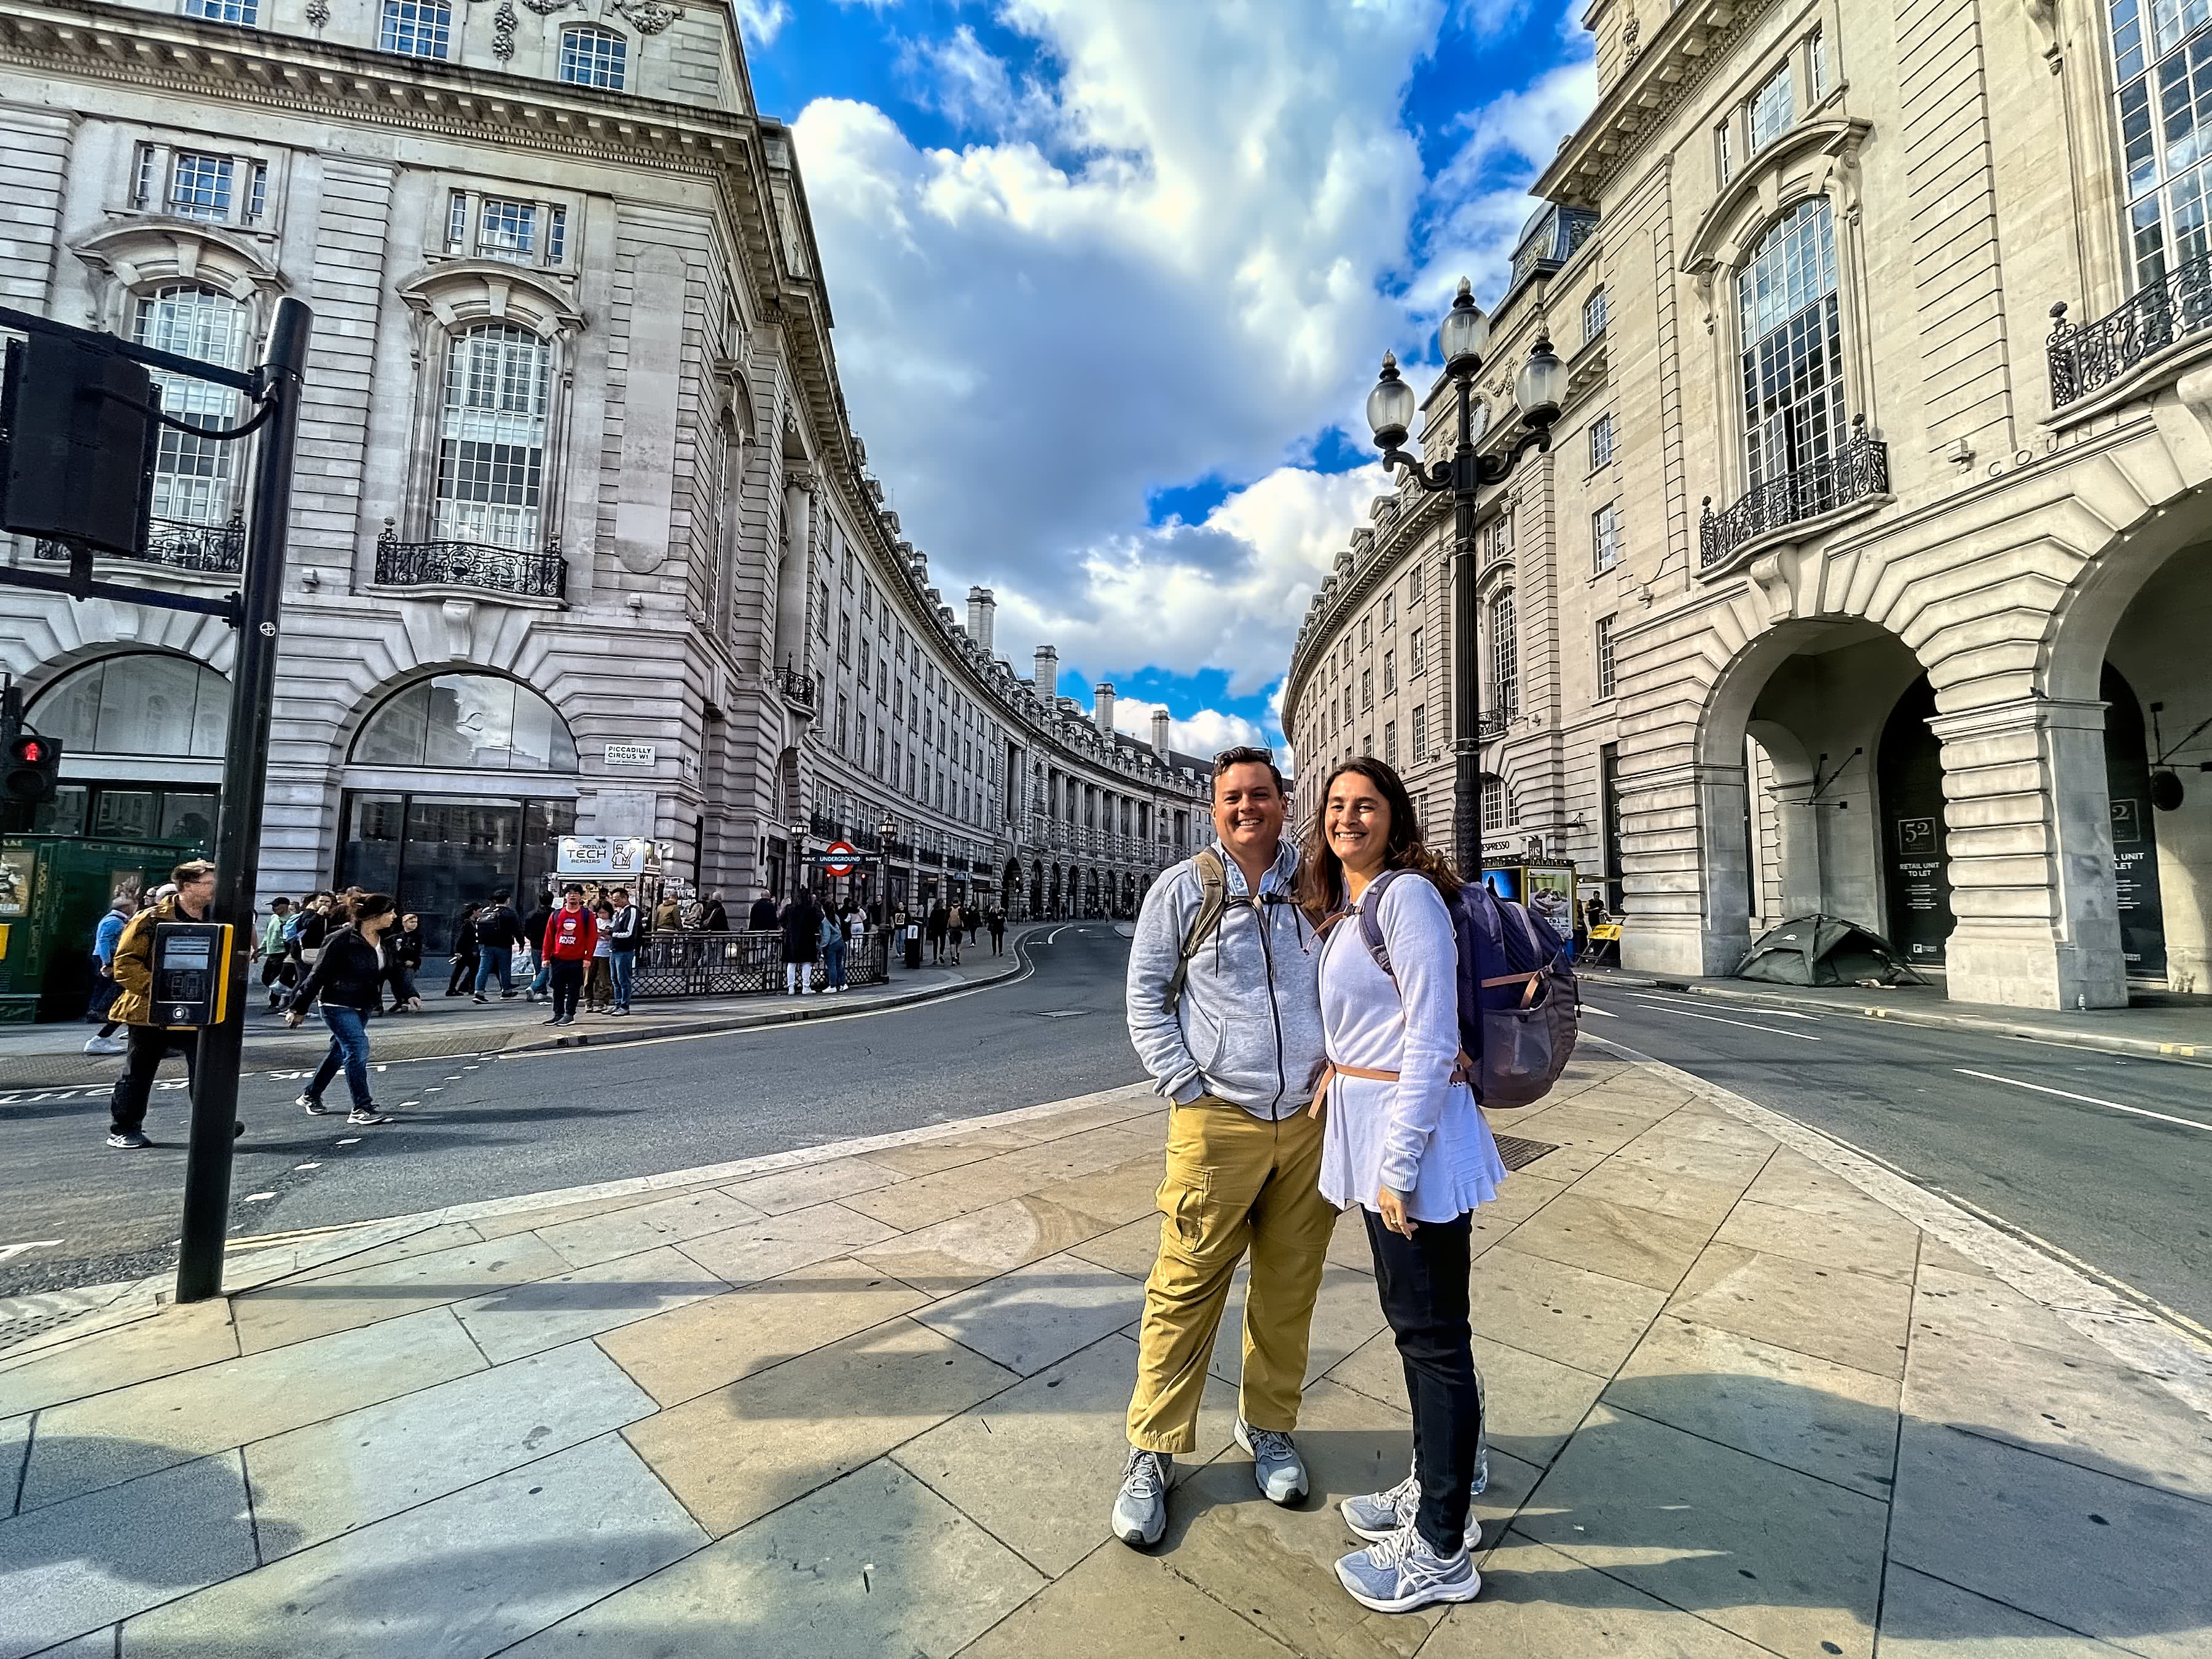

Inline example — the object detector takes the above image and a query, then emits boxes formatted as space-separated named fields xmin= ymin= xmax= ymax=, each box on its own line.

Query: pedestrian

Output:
xmin=287 ymin=891 xmax=420 ymax=1126
xmin=945 ymin=900 xmax=964 ymax=965
xmin=1112 ymin=746 xmax=1328 ymax=1548
xmin=473 ymin=890 xmax=523 ymax=1002
xmin=820 ymin=897 xmax=847 ymax=992
xmin=1300 ymin=758 xmax=1502 ymax=1614
xmin=988 ymin=905 xmax=1006 ymax=956
xmin=700 ymin=892 xmax=730 ymax=931
xmin=747 ymin=890 xmax=780 ymax=931
xmin=540 ymin=884 xmax=596 ymax=1026
xmin=780 ymin=887 xmax=821 ymax=995
xmin=653 ymin=890 xmax=682 ymax=933
xmin=606 ymin=885 xmax=644 ymax=1014
xmin=586 ymin=898 xmax=616 ymax=1013
xmin=391 ymin=912 xmax=425 ymax=1007
xmin=522 ymin=888 xmax=555 ymax=1002
xmin=103 ymin=862 xmax=245 ymax=1149
xmin=445 ymin=901 xmax=480 ymax=995
xmin=967 ymin=904 xmax=981 ymax=947
xmin=82 ymin=893 xmax=136 ymax=1055
xmin=254 ymin=896 xmax=294 ymax=1016
xmin=926 ymin=900 xmax=948 ymax=965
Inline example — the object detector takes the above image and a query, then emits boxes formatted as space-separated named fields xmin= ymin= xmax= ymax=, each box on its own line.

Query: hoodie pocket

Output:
xmin=1183 ymin=1000 xmax=1225 ymax=1070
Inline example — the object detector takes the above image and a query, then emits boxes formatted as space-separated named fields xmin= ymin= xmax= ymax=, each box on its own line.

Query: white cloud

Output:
xmin=1107 ymin=695 xmax=1268 ymax=759
xmin=732 ymin=0 xmax=791 ymax=48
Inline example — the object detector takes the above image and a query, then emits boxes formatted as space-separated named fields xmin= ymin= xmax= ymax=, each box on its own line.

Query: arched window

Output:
xmin=29 ymin=653 xmax=230 ymax=758
xmin=351 ymin=673 xmax=579 ymax=772
xmin=559 ymin=25 xmax=627 ymax=89
xmin=1739 ymin=198 xmax=1843 ymax=490
xmin=435 ymin=325 xmax=551 ymax=551
xmin=1489 ymin=589 xmax=1519 ymax=720
xmin=135 ymin=285 xmax=248 ymax=525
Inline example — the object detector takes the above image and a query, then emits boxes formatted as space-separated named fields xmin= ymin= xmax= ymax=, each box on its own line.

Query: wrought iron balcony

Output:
xmin=34 ymin=514 xmax=246 ymax=575
xmin=809 ymin=810 xmax=843 ymax=839
xmin=773 ymin=665 xmax=817 ymax=712
xmin=375 ymin=525 xmax=567 ymax=600
xmin=2047 ymin=256 xmax=2212 ymax=406
xmin=1700 ymin=417 xmax=1889 ymax=571
xmin=1477 ymin=710 xmax=1509 ymax=738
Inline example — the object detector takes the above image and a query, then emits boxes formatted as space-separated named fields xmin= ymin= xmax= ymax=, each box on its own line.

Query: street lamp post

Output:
xmin=1365 ymin=277 xmax=1564 ymax=879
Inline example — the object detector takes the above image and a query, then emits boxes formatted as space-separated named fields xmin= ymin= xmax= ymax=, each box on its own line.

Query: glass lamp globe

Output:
xmin=1366 ymin=353 xmax=1418 ymax=449
xmin=1516 ymin=337 xmax=1564 ymax=429
xmin=1437 ymin=277 xmax=1490 ymax=371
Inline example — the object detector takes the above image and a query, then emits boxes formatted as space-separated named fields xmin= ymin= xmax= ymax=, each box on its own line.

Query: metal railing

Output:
xmin=773 ymin=664 xmax=817 ymax=711
xmin=375 ymin=525 xmax=568 ymax=600
xmin=2047 ymin=255 xmax=2212 ymax=406
xmin=34 ymin=513 xmax=247 ymax=574
xmin=1700 ymin=417 xmax=1889 ymax=570
xmin=630 ymin=928 xmax=890 ymax=999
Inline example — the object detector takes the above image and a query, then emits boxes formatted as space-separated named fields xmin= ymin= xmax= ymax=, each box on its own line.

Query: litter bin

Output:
xmin=903 ymin=924 xmax=923 ymax=971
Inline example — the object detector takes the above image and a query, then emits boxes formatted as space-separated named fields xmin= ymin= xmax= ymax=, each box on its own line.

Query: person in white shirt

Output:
xmin=1300 ymin=756 xmax=1505 ymax=1617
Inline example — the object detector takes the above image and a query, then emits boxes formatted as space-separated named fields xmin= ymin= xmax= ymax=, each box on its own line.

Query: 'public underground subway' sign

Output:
xmin=603 ymin=743 xmax=656 ymax=767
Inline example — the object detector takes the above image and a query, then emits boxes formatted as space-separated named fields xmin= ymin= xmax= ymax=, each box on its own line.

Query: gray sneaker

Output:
xmin=1341 ymin=1462 xmax=1482 ymax=1552
xmin=1112 ymin=1446 xmax=1172 ymax=1548
xmin=1336 ymin=1520 xmax=1481 ymax=1614
xmin=1235 ymin=1420 xmax=1309 ymax=1505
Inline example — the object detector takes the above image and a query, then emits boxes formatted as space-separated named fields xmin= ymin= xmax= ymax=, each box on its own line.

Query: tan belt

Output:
xmin=1309 ymin=1054 xmax=1473 ymax=1118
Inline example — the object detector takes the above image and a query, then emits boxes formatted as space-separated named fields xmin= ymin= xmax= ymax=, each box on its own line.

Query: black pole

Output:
xmin=1448 ymin=376 xmax=1484 ymax=881
xmin=177 ymin=296 xmax=313 ymax=1304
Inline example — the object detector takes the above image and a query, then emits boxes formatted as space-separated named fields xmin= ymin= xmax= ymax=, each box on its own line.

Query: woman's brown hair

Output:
xmin=1296 ymin=755 xmax=1462 ymax=921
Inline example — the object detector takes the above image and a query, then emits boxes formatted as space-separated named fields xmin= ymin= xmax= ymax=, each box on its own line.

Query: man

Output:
xmin=83 ymin=893 xmax=136 ymax=1054
xmin=747 ymin=890 xmax=780 ymax=931
xmin=700 ymin=892 xmax=730 ymax=932
xmin=1113 ymin=746 xmax=1330 ymax=1548
xmin=106 ymin=862 xmax=238 ymax=1148
xmin=257 ymin=896 xmax=294 ymax=1013
xmin=473 ymin=890 xmax=522 ymax=1002
xmin=541 ymin=884 xmax=597 ymax=1027
xmin=926 ymin=900 xmax=949 ymax=965
xmin=987 ymin=904 xmax=1006 ymax=957
xmin=606 ymin=885 xmax=645 ymax=1014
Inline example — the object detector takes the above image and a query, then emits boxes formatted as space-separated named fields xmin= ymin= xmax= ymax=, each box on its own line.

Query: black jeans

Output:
xmin=1364 ymin=1208 xmax=1483 ymax=1554
xmin=548 ymin=958 xmax=584 ymax=1021
xmin=111 ymin=1025 xmax=197 ymax=1135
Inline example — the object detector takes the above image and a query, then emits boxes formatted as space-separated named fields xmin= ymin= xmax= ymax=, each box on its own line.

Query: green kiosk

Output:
xmin=0 ymin=835 xmax=194 ymax=1025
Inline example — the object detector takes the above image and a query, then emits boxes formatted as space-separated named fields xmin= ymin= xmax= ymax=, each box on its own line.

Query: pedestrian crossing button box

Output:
xmin=153 ymin=921 xmax=231 ymax=1027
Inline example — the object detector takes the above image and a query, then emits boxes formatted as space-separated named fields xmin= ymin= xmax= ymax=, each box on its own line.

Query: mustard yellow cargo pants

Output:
xmin=1125 ymin=1096 xmax=1338 ymax=1454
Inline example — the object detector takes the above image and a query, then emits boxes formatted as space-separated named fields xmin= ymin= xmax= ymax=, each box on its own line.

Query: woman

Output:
xmin=1302 ymin=757 xmax=1505 ymax=1617
xmin=445 ymin=902 xmax=480 ymax=996
xmin=944 ymin=900 xmax=964 ymax=965
xmin=586 ymin=899 xmax=616 ymax=1013
xmin=390 ymin=912 xmax=426 ymax=1008
xmin=820 ymin=899 xmax=847 ymax=994
xmin=780 ymin=887 xmax=821 ymax=995
xmin=288 ymin=892 xmax=419 ymax=1126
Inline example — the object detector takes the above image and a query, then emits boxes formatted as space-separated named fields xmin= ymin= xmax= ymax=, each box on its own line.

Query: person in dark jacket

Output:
xmin=288 ymin=892 xmax=417 ymax=1126
xmin=391 ymin=912 xmax=426 ymax=1007
xmin=989 ymin=906 xmax=1006 ymax=955
xmin=445 ymin=903 xmax=480 ymax=995
xmin=473 ymin=890 xmax=523 ymax=1002
xmin=780 ymin=888 xmax=822 ymax=995
xmin=700 ymin=893 xmax=730 ymax=931
xmin=747 ymin=891 xmax=781 ymax=931
xmin=605 ymin=885 xmax=645 ymax=1014
xmin=522 ymin=891 xmax=555 ymax=1002
xmin=925 ymin=901 xmax=949 ymax=965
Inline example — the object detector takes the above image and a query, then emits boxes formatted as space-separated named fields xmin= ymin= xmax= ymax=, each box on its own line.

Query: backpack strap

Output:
xmin=1162 ymin=848 xmax=1230 ymax=1010
xmin=1354 ymin=868 xmax=1409 ymax=980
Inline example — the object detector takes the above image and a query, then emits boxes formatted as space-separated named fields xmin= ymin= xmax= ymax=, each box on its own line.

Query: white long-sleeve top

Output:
xmin=1317 ymin=872 xmax=1508 ymax=1223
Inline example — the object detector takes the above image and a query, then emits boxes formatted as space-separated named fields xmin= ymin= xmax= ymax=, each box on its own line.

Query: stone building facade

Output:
xmin=1285 ymin=0 xmax=2210 ymax=1008
xmin=0 ymin=0 xmax=1207 ymax=958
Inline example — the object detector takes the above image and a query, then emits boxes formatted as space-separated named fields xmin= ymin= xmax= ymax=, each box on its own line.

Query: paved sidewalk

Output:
xmin=1583 ymin=965 xmax=2210 ymax=1060
xmin=0 ymin=927 xmax=1048 ymax=1090
xmin=6 ymin=1056 xmax=2211 ymax=1657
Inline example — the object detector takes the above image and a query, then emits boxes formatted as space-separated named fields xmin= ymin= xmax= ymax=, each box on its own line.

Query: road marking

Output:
xmin=0 ymin=1239 xmax=62 ymax=1265
xmin=1620 ymin=995 xmax=1821 ymax=1041
xmin=243 ymin=1192 xmax=276 ymax=1202
xmin=1582 ymin=1003 xmax=1618 ymax=1018
xmin=1953 ymin=1069 xmax=2212 ymax=1132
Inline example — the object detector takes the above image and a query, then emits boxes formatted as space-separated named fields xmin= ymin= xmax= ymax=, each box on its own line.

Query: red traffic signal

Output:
xmin=4 ymin=730 xmax=63 ymax=804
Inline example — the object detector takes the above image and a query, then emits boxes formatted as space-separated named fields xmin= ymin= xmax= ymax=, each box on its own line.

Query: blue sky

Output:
xmin=737 ymin=0 xmax=1596 ymax=756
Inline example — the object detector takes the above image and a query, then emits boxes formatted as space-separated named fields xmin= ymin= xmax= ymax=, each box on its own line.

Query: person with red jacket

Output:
xmin=541 ymin=884 xmax=598 ymax=1027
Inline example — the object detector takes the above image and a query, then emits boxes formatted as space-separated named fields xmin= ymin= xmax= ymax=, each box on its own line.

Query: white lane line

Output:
xmin=1953 ymin=1069 xmax=2212 ymax=1133
xmin=1582 ymin=1003 xmax=1619 ymax=1018
xmin=1618 ymin=995 xmax=1821 ymax=1041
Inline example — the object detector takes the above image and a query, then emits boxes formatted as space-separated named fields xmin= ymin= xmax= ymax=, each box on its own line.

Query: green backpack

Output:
xmin=1161 ymin=849 xmax=1231 ymax=1009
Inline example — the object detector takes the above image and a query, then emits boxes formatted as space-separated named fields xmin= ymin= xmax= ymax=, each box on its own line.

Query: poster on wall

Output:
xmin=0 ymin=847 xmax=34 ymax=918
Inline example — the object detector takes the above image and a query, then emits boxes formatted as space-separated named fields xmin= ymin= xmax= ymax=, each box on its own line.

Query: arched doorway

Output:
xmin=1876 ymin=674 xmax=1952 ymax=968
xmin=2103 ymin=664 xmax=2168 ymax=978
xmin=23 ymin=651 xmax=230 ymax=853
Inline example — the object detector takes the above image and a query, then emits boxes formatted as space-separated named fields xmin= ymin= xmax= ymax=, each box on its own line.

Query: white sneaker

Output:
xmin=83 ymin=1035 xmax=127 ymax=1056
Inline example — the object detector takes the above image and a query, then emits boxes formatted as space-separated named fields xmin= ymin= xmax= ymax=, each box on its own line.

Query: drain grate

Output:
xmin=1494 ymin=1135 xmax=1558 ymax=1173
xmin=0 ymin=1303 xmax=95 ymax=1354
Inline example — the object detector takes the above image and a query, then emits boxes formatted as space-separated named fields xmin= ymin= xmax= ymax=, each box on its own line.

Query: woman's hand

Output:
xmin=1377 ymin=1185 xmax=1416 ymax=1237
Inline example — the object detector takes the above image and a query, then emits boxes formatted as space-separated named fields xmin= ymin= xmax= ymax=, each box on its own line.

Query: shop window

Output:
xmin=351 ymin=673 xmax=579 ymax=772
xmin=29 ymin=653 xmax=229 ymax=758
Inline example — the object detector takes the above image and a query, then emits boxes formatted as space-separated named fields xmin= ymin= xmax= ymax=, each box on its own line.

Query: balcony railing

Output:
xmin=773 ymin=664 xmax=817 ymax=712
xmin=2047 ymin=255 xmax=2212 ymax=406
xmin=1700 ymin=417 xmax=1889 ymax=571
xmin=34 ymin=514 xmax=246 ymax=575
xmin=375 ymin=525 xmax=567 ymax=600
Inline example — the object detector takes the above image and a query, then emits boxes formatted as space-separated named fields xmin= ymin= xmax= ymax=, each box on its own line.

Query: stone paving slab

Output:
xmin=2 ymin=1061 xmax=2207 ymax=1657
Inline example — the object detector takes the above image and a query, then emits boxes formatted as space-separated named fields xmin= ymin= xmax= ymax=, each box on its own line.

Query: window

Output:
xmin=1716 ymin=116 xmax=1735 ymax=186
xmin=1583 ymin=285 xmax=1608 ymax=343
xmin=1481 ymin=775 xmax=1505 ymax=833
xmin=1481 ymin=511 xmax=1514 ymax=565
xmin=1360 ymin=616 xmax=1373 ymax=649
xmin=1360 ymin=667 xmax=1374 ymax=709
xmin=1409 ymin=627 xmax=1426 ymax=675
xmin=479 ymin=198 xmax=536 ymax=265
xmin=380 ymin=0 xmax=450 ymax=57
xmin=135 ymin=286 xmax=248 ymax=525
xmin=434 ymin=324 xmax=550 ymax=551
xmin=559 ymin=25 xmax=627 ymax=88
xmin=1382 ymin=649 xmax=1396 ymax=696
xmin=1589 ymin=412 xmax=1616 ymax=470
xmin=134 ymin=144 xmax=158 ymax=210
xmin=1596 ymin=614 xmax=1617 ymax=698
xmin=836 ymin=694 xmax=849 ymax=755
xmin=31 ymin=653 xmax=230 ymax=759
xmin=817 ymin=582 xmax=831 ymax=638
xmin=1408 ymin=563 xmax=1424 ymax=602
xmin=1412 ymin=705 xmax=1429 ymax=763
xmin=2109 ymin=0 xmax=2212 ymax=292
xmin=351 ymin=673 xmax=579 ymax=771
xmin=1384 ymin=722 xmax=1398 ymax=764
xmin=1382 ymin=594 xmax=1395 ymax=627
xmin=1490 ymin=591 xmax=1519 ymax=719
xmin=1593 ymin=502 xmax=1621 ymax=573
xmin=183 ymin=0 xmax=258 ymax=22
xmin=1808 ymin=28 xmax=1829 ymax=99
xmin=547 ymin=206 xmax=567 ymax=264
xmin=1740 ymin=198 xmax=1845 ymax=493
xmin=246 ymin=162 xmax=268 ymax=224
xmin=168 ymin=152 xmax=233 ymax=221
xmin=447 ymin=190 xmax=469 ymax=249
xmin=1748 ymin=60 xmax=1794 ymax=150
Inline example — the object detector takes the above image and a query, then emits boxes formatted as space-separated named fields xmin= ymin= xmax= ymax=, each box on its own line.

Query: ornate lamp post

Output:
xmin=1365 ymin=277 xmax=1564 ymax=877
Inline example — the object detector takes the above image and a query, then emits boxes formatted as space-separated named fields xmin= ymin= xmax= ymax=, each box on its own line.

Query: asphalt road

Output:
xmin=0 ymin=924 xmax=1148 ymax=1300
xmin=1581 ymin=985 xmax=2212 ymax=1335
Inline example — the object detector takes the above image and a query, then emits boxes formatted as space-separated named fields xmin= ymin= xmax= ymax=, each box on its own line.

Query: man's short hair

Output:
xmin=171 ymin=859 xmax=216 ymax=885
xmin=1210 ymin=745 xmax=1286 ymax=798
xmin=562 ymin=882 xmax=584 ymax=896
xmin=489 ymin=890 xmax=511 ymax=903
xmin=610 ymin=887 xmax=629 ymax=900
xmin=271 ymin=896 xmax=292 ymax=909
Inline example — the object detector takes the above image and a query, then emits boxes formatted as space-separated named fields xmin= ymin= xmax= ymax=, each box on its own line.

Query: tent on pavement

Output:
xmin=1732 ymin=914 xmax=1926 ymax=987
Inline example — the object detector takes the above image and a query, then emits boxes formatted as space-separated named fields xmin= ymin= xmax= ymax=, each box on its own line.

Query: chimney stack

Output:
xmin=1095 ymin=683 xmax=1116 ymax=735
xmin=966 ymin=586 xmax=996 ymax=653
xmin=1032 ymin=645 xmax=1059 ymax=699
xmin=1151 ymin=708 xmax=1172 ymax=757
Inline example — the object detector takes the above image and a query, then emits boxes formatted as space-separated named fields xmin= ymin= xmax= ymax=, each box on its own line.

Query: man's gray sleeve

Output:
xmin=1124 ymin=870 xmax=1207 ymax=1104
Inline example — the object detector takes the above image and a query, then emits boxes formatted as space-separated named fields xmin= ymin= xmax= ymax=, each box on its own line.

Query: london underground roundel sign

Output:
xmin=822 ymin=841 xmax=857 ymax=877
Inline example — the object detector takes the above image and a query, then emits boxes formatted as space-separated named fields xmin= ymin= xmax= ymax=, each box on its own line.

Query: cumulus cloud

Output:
xmin=732 ymin=0 xmax=791 ymax=49
xmin=1107 ymin=696 xmax=1268 ymax=759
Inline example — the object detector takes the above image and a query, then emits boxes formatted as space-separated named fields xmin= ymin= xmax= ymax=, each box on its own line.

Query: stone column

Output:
xmin=1618 ymin=758 xmax=1756 ymax=977
xmin=1932 ymin=697 xmax=2127 ymax=1010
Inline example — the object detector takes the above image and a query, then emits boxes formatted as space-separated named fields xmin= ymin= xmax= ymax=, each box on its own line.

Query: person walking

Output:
xmin=254 ymin=896 xmax=293 ymax=1016
xmin=967 ymin=904 xmax=981 ymax=947
xmin=445 ymin=902 xmax=480 ymax=996
xmin=926 ymin=900 xmax=948 ymax=965
xmin=987 ymin=904 xmax=1006 ymax=957
xmin=473 ymin=891 xmax=523 ymax=1001
xmin=1112 ymin=746 xmax=1330 ymax=1548
xmin=699 ymin=892 xmax=730 ymax=931
xmin=522 ymin=890 xmax=555 ymax=1002
xmin=820 ymin=899 xmax=848 ymax=993
xmin=1302 ymin=757 xmax=1506 ymax=1615
xmin=104 ymin=863 xmax=238 ymax=1148
xmin=747 ymin=890 xmax=780 ymax=931
xmin=540 ymin=884 xmax=595 ymax=1026
xmin=390 ymin=912 xmax=426 ymax=1008
xmin=82 ymin=893 xmax=136 ymax=1055
xmin=945 ymin=900 xmax=965 ymax=965
xmin=606 ymin=885 xmax=644 ymax=1014
xmin=287 ymin=892 xmax=420 ymax=1126
xmin=780 ymin=887 xmax=821 ymax=995
xmin=586 ymin=898 xmax=616 ymax=1013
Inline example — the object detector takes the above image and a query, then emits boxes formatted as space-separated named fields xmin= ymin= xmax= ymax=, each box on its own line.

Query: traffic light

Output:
xmin=3 ymin=730 xmax=61 ymax=804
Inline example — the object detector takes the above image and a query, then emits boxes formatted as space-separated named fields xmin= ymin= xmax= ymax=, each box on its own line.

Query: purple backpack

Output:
xmin=1356 ymin=870 xmax=1579 ymax=1108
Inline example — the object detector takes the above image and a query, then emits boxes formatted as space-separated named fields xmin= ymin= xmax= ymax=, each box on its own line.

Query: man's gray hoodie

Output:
xmin=1124 ymin=837 xmax=1326 ymax=1120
